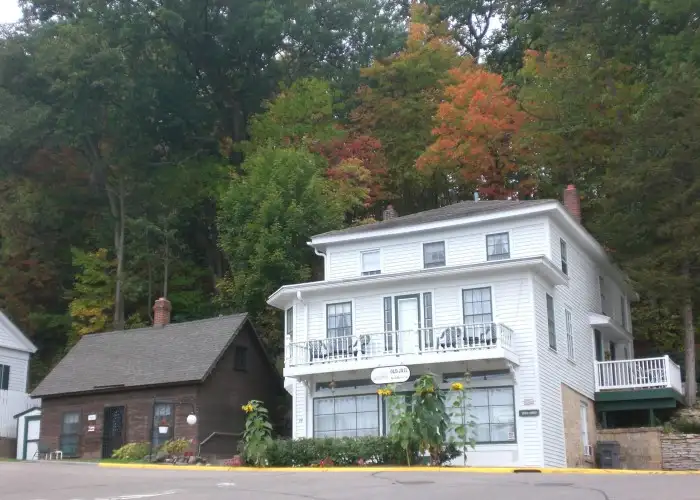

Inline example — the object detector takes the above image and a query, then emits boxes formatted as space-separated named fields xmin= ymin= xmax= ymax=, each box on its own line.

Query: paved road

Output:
xmin=2 ymin=462 xmax=700 ymax=500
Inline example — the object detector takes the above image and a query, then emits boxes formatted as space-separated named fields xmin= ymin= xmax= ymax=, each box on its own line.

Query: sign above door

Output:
xmin=371 ymin=365 xmax=411 ymax=385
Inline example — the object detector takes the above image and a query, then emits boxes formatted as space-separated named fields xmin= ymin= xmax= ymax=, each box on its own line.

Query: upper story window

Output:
xmin=486 ymin=232 xmax=510 ymax=261
xmin=620 ymin=296 xmax=627 ymax=329
xmin=565 ymin=308 xmax=574 ymax=361
xmin=361 ymin=250 xmax=381 ymax=276
xmin=0 ymin=364 xmax=9 ymax=390
xmin=286 ymin=307 xmax=294 ymax=341
xmin=547 ymin=294 xmax=557 ymax=351
xmin=599 ymin=276 xmax=606 ymax=314
xmin=327 ymin=302 xmax=352 ymax=338
xmin=560 ymin=239 xmax=568 ymax=275
xmin=234 ymin=346 xmax=248 ymax=371
xmin=423 ymin=241 xmax=446 ymax=268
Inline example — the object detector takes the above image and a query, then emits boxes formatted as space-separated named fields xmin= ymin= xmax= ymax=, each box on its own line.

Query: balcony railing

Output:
xmin=595 ymin=356 xmax=683 ymax=394
xmin=286 ymin=322 xmax=514 ymax=368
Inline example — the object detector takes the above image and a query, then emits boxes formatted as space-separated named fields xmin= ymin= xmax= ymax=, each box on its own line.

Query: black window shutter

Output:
xmin=1 ymin=365 xmax=10 ymax=390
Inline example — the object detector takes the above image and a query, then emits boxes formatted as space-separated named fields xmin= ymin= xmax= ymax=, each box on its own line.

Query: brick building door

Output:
xmin=101 ymin=406 xmax=125 ymax=459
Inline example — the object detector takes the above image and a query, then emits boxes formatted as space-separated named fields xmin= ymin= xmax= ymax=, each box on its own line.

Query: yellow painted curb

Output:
xmin=97 ymin=462 xmax=700 ymax=475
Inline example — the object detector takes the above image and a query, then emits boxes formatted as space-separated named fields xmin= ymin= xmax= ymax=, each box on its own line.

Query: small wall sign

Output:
xmin=87 ymin=414 xmax=97 ymax=421
xmin=371 ymin=365 xmax=411 ymax=385
xmin=519 ymin=409 xmax=540 ymax=417
xmin=87 ymin=426 xmax=96 ymax=432
xmin=522 ymin=398 xmax=535 ymax=406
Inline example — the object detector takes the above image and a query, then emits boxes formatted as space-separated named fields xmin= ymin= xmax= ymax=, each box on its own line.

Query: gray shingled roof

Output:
xmin=32 ymin=314 xmax=248 ymax=398
xmin=314 ymin=200 xmax=554 ymax=240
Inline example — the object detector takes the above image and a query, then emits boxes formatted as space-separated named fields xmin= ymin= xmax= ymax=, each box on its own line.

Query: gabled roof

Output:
xmin=312 ymin=200 xmax=553 ymax=242
xmin=32 ymin=314 xmax=249 ymax=398
xmin=0 ymin=311 xmax=38 ymax=354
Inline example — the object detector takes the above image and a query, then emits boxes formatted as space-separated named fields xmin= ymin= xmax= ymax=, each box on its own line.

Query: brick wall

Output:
xmin=41 ymin=385 xmax=198 ymax=460
xmin=597 ymin=427 xmax=662 ymax=470
xmin=561 ymin=384 xmax=596 ymax=468
xmin=661 ymin=434 xmax=700 ymax=470
xmin=0 ymin=437 xmax=15 ymax=458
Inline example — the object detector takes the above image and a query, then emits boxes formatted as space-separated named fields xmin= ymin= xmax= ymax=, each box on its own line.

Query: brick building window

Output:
xmin=152 ymin=404 xmax=174 ymax=448
xmin=60 ymin=412 xmax=80 ymax=457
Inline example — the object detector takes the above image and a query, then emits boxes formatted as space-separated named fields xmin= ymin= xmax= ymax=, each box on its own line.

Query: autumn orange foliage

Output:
xmin=418 ymin=62 xmax=534 ymax=200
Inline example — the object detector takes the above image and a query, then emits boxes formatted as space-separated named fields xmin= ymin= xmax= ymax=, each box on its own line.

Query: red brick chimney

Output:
xmin=382 ymin=205 xmax=398 ymax=221
xmin=563 ymin=185 xmax=581 ymax=222
xmin=153 ymin=297 xmax=172 ymax=327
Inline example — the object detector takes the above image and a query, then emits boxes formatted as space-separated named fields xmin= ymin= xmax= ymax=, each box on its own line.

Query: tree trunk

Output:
xmin=107 ymin=174 xmax=126 ymax=331
xmin=683 ymin=262 xmax=697 ymax=406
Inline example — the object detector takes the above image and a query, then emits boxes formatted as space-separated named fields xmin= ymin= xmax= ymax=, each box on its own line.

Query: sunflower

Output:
xmin=451 ymin=382 xmax=464 ymax=391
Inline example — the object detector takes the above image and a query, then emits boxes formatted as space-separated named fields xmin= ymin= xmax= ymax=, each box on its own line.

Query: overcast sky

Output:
xmin=0 ymin=0 xmax=21 ymax=23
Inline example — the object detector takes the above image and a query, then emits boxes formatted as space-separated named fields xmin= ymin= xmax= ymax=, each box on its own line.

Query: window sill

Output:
xmin=549 ymin=347 xmax=558 ymax=354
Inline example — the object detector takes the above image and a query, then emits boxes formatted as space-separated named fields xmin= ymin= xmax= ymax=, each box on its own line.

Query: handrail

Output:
xmin=197 ymin=431 xmax=243 ymax=457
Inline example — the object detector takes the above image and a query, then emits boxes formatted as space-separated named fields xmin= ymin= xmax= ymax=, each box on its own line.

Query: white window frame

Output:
xmin=620 ymin=295 xmax=627 ymax=329
xmin=326 ymin=301 xmax=353 ymax=338
xmin=285 ymin=307 xmax=294 ymax=341
xmin=360 ymin=249 xmax=381 ymax=276
xmin=423 ymin=241 xmax=446 ymax=268
xmin=565 ymin=308 xmax=574 ymax=361
xmin=486 ymin=232 xmax=510 ymax=261
xmin=448 ymin=386 xmax=516 ymax=444
xmin=560 ymin=238 xmax=568 ymax=275
xmin=546 ymin=294 xmax=557 ymax=351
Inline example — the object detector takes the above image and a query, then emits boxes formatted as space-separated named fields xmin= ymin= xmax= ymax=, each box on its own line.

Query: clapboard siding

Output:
xmin=0 ymin=347 xmax=29 ymax=393
xmin=325 ymin=218 xmax=548 ymax=280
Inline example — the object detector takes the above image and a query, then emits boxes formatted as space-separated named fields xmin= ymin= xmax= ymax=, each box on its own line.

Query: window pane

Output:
xmin=334 ymin=396 xmax=357 ymax=413
xmin=490 ymin=406 xmax=515 ymax=424
xmin=471 ymin=389 xmax=489 ymax=407
xmin=474 ymin=424 xmax=491 ymax=443
xmin=314 ymin=415 xmax=335 ymax=432
xmin=356 ymin=395 xmax=378 ymax=412
xmin=491 ymin=423 xmax=516 ymax=442
xmin=335 ymin=413 xmax=356 ymax=430
xmin=362 ymin=251 xmax=380 ymax=272
xmin=489 ymin=388 xmax=513 ymax=406
xmin=315 ymin=399 xmax=335 ymax=415
xmin=472 ymin=406 xmax=490 ymax=424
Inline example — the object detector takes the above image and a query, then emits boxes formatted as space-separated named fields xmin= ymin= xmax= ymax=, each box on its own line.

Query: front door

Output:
xmin=396 ymin=296 xmax=420 ymax=354
xmin=24 ymin=417 xmax=41 ymax=460
xmin=102 ymin=406 xmax=125 ymax=459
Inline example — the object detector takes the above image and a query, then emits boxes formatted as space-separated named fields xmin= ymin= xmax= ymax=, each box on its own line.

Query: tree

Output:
xmin=418 ymin=60 xmax=533 ymax=199
xmin=350 ymin=3 xmax=462 ymax=212
xmin=217 ymin=146 xmax=348 ymax=351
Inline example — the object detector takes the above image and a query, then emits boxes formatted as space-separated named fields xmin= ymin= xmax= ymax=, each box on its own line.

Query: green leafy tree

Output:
xmin=68 ymin=248 xmax=115 ymax=341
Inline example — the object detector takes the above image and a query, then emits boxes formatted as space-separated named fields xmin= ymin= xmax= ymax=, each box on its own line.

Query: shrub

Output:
xmin=263 ymin=436 xmax=432 ymax=467
xmin=160 ymin=438 xmax=190 ymax=456
xmin=111 ymin=442 xmax=151 ymax=461
xmin=670 ymin=416 xmax=700 ymax=434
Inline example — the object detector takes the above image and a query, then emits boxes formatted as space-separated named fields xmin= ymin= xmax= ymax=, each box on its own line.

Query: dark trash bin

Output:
xmin=596 ymin=441 xmax=621 ymax=469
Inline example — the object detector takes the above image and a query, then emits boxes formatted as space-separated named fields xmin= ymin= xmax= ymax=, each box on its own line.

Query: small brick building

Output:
xmin=31 ymin=303 xmax=286 ymax=460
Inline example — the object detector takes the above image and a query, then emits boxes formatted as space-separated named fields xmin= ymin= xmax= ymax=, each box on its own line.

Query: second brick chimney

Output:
xmin=563 ymin=185 xmax=581 ymax=223
xmin=382 ymin=205 xmax=398 ymax=221
xmin=153 ymin=297 xmax=172 ymax=327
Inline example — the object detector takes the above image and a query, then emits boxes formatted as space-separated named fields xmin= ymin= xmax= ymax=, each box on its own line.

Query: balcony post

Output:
xmin=664 ymin=354 xmax=672 ymax=388
xmin=594 ymin=361 xmax=600 ymax=392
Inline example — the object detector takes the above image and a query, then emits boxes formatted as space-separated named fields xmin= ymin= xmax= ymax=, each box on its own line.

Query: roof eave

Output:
xmin=267 ymin=256 xmax=567 ymax=309
xmin=309 ymin=202 xmax=560 ymax=248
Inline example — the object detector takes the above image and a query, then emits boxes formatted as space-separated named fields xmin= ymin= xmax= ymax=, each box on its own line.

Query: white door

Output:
xmin=25 ymin=418 xmax=41 ymax=460
xmin=396 ymin=297 xmax=419 ymax=354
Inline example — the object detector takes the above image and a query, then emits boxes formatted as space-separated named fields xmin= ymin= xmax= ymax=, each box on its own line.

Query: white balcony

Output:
xmin=595 ymin=356 xmax=683 ymax=395
xmin=285 ymin=322 xmax=518 ymax=377
xmin=0 ymin=390 xmax=39 ymax=438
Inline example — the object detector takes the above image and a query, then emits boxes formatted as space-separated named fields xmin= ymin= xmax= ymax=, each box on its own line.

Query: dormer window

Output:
xmin=486 ymin=233 xmax=510 ymax=261
xmin=361 ymin=250 xmax=381 ymax=275
xmin=423 ymin=241 xmax=446 ymax=268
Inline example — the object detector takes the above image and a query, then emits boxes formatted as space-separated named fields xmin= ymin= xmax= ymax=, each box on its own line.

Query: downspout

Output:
xmin=312 ymin=246 xmax=327 ymax=280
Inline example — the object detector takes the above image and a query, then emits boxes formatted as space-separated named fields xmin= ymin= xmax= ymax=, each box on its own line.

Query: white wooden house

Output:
xmin=0 ymin=311 xmax=39 ymax=454
xmin=268 ymin=187 xmax=684 ymax=468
